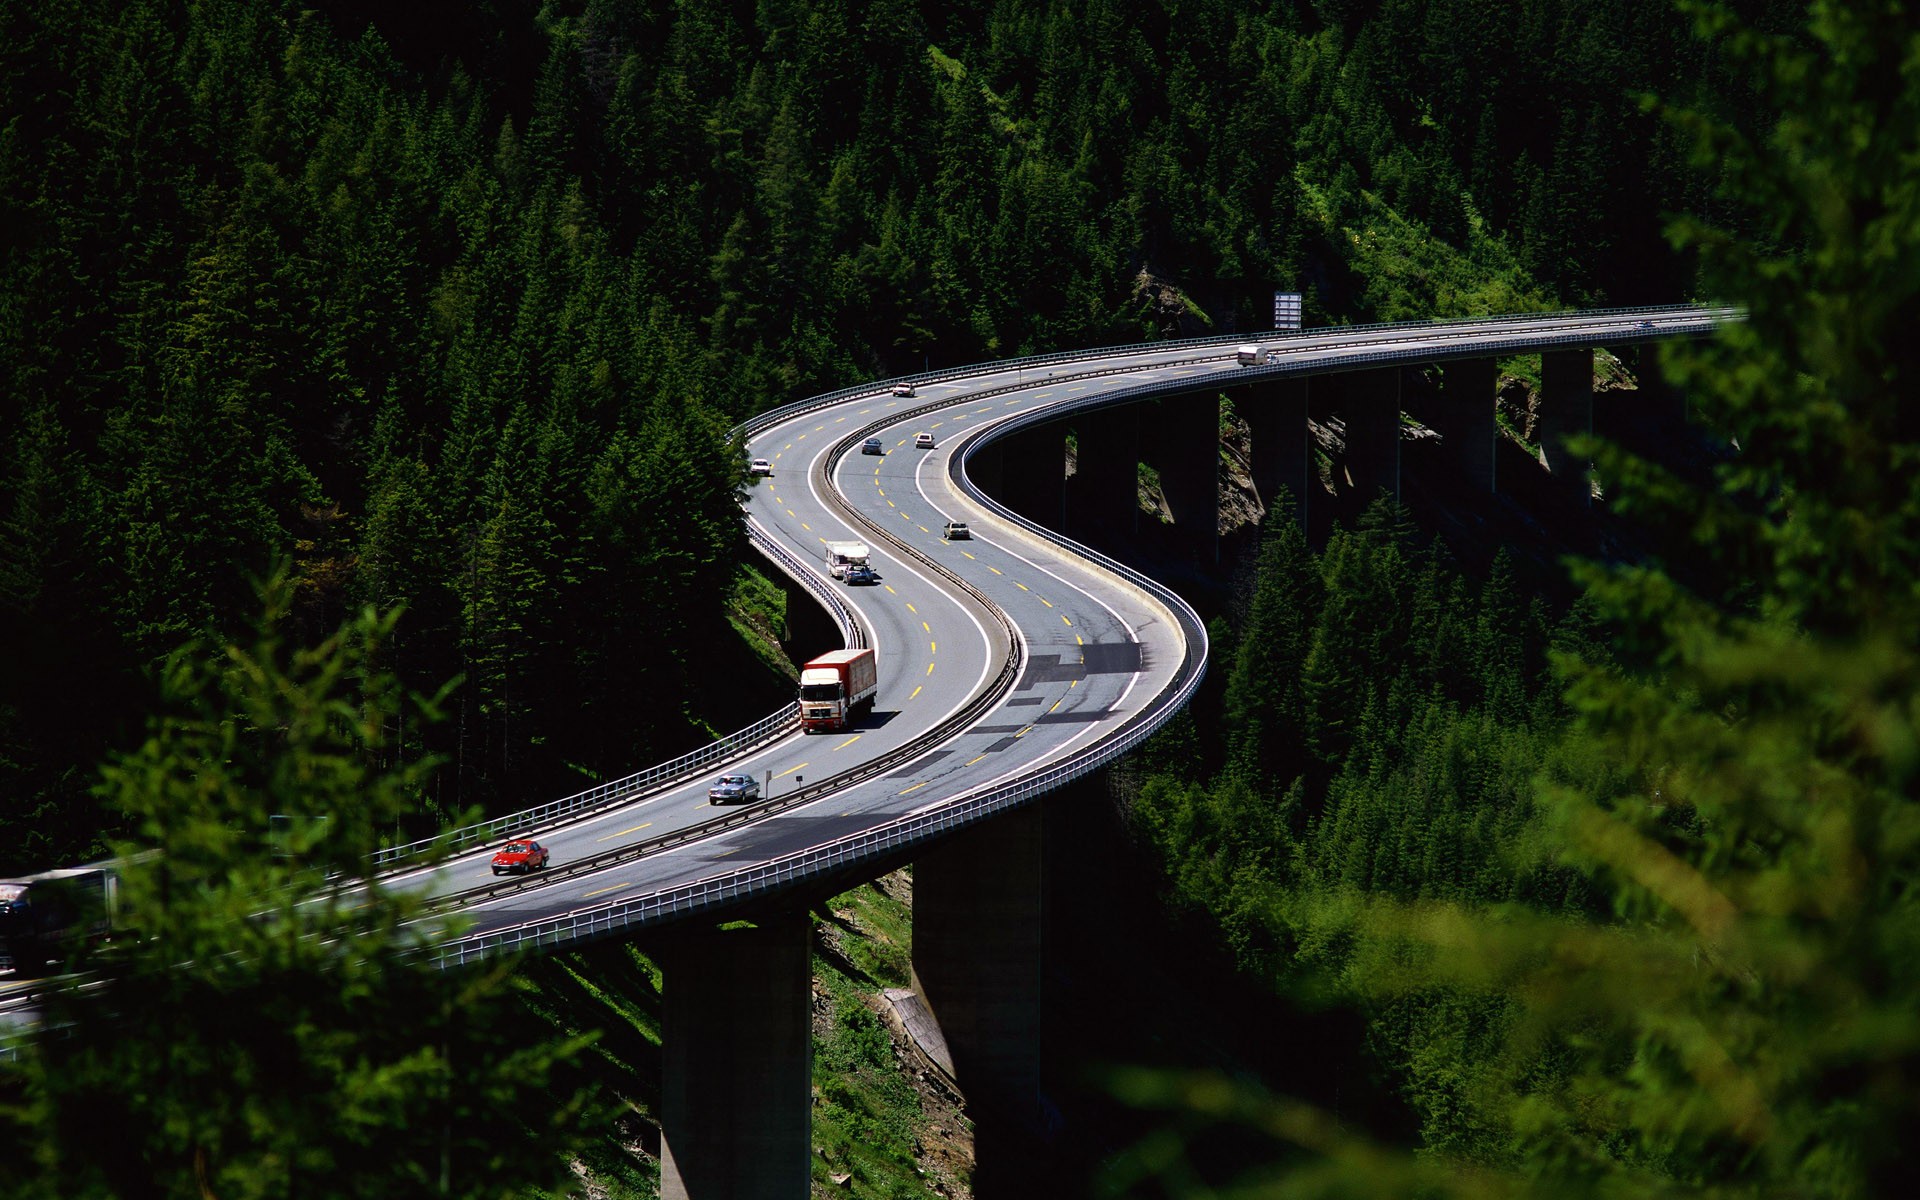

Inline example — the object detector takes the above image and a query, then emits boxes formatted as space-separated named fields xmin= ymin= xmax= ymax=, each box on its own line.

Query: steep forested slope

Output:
xmin=0 ymin=0 xmax=1760 ymax=873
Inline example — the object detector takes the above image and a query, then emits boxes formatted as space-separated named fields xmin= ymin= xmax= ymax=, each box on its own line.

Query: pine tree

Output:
xmin=3 ymin=574 xmax=590 ymax=1197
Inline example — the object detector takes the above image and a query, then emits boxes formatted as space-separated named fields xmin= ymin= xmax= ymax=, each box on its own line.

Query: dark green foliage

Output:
xmin=1121 ymin=3 xmax=1920 ymax=1195
xmin=1 ymin=578 xmax=591 ymax=1198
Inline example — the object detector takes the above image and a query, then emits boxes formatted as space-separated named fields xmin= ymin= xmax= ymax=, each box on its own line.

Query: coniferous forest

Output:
xmin=5 ymin=0 xmax=1918 ymax=1197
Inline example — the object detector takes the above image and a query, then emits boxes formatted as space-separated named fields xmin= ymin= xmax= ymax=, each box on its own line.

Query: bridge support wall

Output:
xmin=1540 ymin=348 xmax=1594 ymax=503
xmin=1064 ymin=406 xmax=1139 ymax=549
xmin=1432 ymin=358 xmax=1498 ymax=492
xmin=659 ymin=914 xmax=813 ymax=1200
xmin=1141 ymin=396 xmax=1219 ymax=562
xmin=1236 ymin=377 xmax=1310 ymax=526
xmin=912 ymin=802 xmax=1046 ymax=1188
xmin=1338 ymin=368 xmax=1402 ymax=503
xmin=994 ymin=424 xmax=1067 ymax=528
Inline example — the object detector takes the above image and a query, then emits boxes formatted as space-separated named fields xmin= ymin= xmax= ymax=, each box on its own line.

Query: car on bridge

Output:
xmin=844 ymin=563 xmax=878 ymax=586
xmin=490 ymin=840 xmax=549 ymax=875
xmin=891 ymin=383 xmax=915 ymax=397
xmin=942 ymin=521 xmax=970 ymax=540
xmin=914 ymin=432 xmax=936 ymax=449
xmin=748 ymin=457 xmax=773 ymax=476
xmin=708 ymin=774 xmax=761 ymax=805
xmin=862 ymin=437 xmax=884 ymax=455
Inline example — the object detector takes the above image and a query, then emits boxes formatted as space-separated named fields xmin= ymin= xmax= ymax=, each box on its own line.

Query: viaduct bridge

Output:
xmin=1 ymin=305 xmax=1733 ymax=1196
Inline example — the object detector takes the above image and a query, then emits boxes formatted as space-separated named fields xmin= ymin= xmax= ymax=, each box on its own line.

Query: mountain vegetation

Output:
xmin=6 ymin=0 xmax=1907 ymax=1196
xmin=0 ymin=0 xmax=1772 ymax=871
xmin=1114 ymin=2 xmax=1920 ymax=1194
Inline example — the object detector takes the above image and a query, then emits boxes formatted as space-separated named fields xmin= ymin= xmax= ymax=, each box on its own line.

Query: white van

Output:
xmin=1234 ymin=344 xmax=1263 ymax=366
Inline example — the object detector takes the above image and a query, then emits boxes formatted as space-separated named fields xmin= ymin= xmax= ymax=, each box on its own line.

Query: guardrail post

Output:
xmin=1141 ymin=395 xmax=1220 ymax=564
xmin=1064 ymin=405 xmax=1140 ymax=551
xmin=658 ymin=911 xmax=812 ymax=1200
xmin=1237 ymin=376 xmax=1310 ymax=528
xmin=1540 ymin=347 xmax=1594 ymax=504
xmin=911 ymin=801 xmax=1048 ymax=1190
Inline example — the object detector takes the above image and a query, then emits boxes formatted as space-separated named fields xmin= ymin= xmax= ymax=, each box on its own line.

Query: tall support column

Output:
xmin=1237 ymin=377 xmax=1310 ymax=526
xmin=966 ymin=439 xmax=1006 ymax=501
xmin=1432 ymin=357 xmax=1498 ymax=492
xmin=1141 ymin=395 xmax=1220 ymax=562
xmin=1540 ymin=347 xmax=1594 ymax=503
xmin=994 ymin=424 xmax=1067 ymax=528
xmin=1340 ymin=367 xmax=1402 ymax=504
xmin=779 ymin=574 xmax=843 ymax=666
xmin=913 ymin=803 xmax=1046 ymax=1189
xmin=1064 ymin=405 xmax=1140 ymax=547
xmin=659 ymin=914 xmax=813 ymax=1200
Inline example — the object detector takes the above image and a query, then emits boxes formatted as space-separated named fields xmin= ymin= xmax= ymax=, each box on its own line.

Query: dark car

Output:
xmin=862 ymin=437 xmax=884 ymax=455
xmin=845 ymin=563 xmax=878 ymax=585
xmin=490 ymin=839 xmax=549 ymax=875
xmin=708 ymin=773 xmax=761 ymax=805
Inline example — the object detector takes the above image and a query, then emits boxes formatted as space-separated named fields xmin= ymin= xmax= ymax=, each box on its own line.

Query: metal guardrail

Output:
xmin=371 ymin=695 xmax=801 ymax=869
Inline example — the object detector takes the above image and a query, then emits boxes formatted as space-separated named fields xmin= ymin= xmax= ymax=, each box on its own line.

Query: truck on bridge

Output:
xmin=0 ymin=866 xmax=125 ymax=975
xmin=799 ymin=648 xmax=877 ymax=733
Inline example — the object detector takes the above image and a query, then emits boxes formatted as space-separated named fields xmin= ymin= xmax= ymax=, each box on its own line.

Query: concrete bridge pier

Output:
xmin=658 ymin=913 xmax=813 ymax=1200
xmin=1430 ymin=358 xmax=1498 ymax=492
xmin=912 ymin=802 xmax=1048 ymax=1190
xmin=780 ymin=574 xmax=846 ymax=665
xmin=1140 ymin=395 xmax=1220 ymax=563
xmin=1235 ymin=377 xmax=1311 ymax=526
xmin=1064 ymin=405 xmax=1140 ymax=549
xmin=1337 ymin=367 xmax=1402 ymax=504
xmin=993 ymin=423 xmax=1068 ymax=529
xmin=1539 ymin=348 xmax=1594 ymax=503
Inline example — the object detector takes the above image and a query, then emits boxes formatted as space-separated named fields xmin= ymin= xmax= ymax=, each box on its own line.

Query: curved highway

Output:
xmin=0 ymin=305 xmax=1732 ymax=993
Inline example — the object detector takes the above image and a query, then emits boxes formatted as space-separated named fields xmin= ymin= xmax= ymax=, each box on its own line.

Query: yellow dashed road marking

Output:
xmin=899 ymin=781 xmax=929 ymax=795
xmin=582 ymin=884 xmax=627 ymax=899
xmin=776 ymin=762 xmax=809 ymax=778
xmin=966 ymin=754 xmax=988 ymax=766
xmin=597 ymin=823 xmax=653 ymax=842
xmin=834 ymin=734 xmax=862 ymax=750
xmin=926 ymin=662 xmax=935 ymax=675
xmin=987 ymin=566 xmax=1002 ymax=575
xmin=909 ymin=685 xmax=922 ymax=700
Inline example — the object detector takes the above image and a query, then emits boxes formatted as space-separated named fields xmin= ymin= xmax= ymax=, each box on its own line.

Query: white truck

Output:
xmin=1234 ymin=344 xmax=1264 ymax=366
xmin=823 ymin=540 xmax=870 ymax=579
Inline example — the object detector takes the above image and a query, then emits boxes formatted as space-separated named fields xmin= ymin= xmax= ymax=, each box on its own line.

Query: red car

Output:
xmin=490 ymin=839 xmax=550 ymax=875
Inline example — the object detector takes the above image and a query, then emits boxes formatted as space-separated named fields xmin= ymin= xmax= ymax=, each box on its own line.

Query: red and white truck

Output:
xmin=799 ymin=648 xmax=878 ymax=733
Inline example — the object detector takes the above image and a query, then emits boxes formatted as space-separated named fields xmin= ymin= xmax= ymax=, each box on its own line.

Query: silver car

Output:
xmin=708 ymin=773 xmax=761 ymax=805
